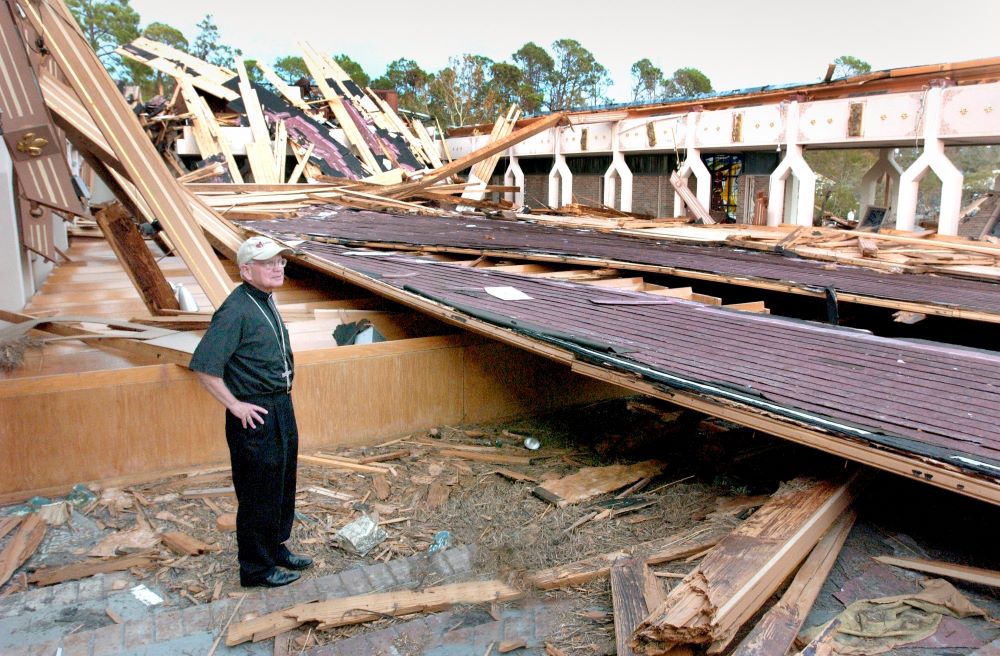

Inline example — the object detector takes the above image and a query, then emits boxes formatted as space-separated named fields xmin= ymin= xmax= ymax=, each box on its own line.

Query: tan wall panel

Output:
xmin=0 ymin=335 xmax=626 ymax=499
xmin=461 ymin=342 xmax=626 ymax=424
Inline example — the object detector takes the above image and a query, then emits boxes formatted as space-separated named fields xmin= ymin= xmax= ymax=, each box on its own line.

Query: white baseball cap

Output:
xmin=236 ymin=236 xmax=293 ymax=266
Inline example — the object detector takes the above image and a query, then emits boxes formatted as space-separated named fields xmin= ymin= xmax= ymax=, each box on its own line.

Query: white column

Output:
xmin=858 ymin=148 xmax=903 ymax=223
xmin=547 ymin=127 xmax=572 ymax=208
xmin=895 ymin=85 xmax=963 ymax=234
xmin=767 ymin=100 xmax=817 ymax=226
xmin=0 ymin=148 xmax=29 ymax=311
xmin=603 ymin=121 xmax=633 ymax=212
xmin=673 ymin=111 xmax=711 ymax=218
xmin=503 ymin=149 xmax=524 ymax=207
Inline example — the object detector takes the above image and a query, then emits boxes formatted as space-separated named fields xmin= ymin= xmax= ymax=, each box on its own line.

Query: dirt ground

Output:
xmin=3 ymin=396 xmax=998 ymax=654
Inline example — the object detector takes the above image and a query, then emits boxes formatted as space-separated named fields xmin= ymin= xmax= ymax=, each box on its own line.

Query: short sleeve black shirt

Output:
xmin=189 ymin=282 xmax=294 ymax=397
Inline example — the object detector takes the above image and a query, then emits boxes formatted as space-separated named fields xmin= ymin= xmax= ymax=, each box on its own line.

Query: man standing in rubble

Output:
xmin=189 ymin=236 xmax=312 ymax=588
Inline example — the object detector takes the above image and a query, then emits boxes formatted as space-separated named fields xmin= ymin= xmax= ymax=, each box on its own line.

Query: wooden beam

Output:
xmin=23 ymin=0 xmax=233 ymax=307
xmin=27 ymin=551 xmax=158 ymax=587
xmin=632 ymin=476 xmax=856 ymax=654
xmin=382 ymin=112 xmax=566 ymax=200
xmin=94 ymin=203 xmax=180 ymax=314
xmin=730 ymin=510 xmax=856 ymax=656
xmin=874 ymin=555 xmax=1000 ymax=588
xmin=227 ymin=579 xmax=522 ymax=645
xmin=533 ymin=460 xmax=665 ymax=507
xmin=0 ymin=514 xmax=46 ymax=587
xmin=529 ymin=523 xmax=728 ymax=590
xmin=611 ymin=559 xmax=665 ymax=656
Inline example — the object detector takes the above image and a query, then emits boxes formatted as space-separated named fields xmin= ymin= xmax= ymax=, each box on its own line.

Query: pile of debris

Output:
xmin=2 ymin=401 xmax=998 ymax=655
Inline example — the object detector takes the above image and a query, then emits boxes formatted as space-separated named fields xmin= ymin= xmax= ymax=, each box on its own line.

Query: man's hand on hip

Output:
xmin=230 ymin=402 xmax=268 ymax=429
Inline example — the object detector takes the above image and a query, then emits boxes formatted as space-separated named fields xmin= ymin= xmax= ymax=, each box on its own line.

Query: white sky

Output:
xmin=128 ymin=0 xmax=1000 ymax=103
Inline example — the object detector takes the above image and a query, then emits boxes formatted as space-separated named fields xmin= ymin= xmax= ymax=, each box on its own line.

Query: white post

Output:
xmin=767 ymin=100 xmax=817 ymax=226
xmin=603 ymin=121 xmax=633 ymax=212
xmin=503 ymin=149 xmax=524 ymax=207
xmin=673 ymin=111 xmax=711 ymax=218
xmin=0 ymin=147 xmax=29 ymax=311
xmin=895 ymin=85 xmax=963 ymax=234
xmin=548 ymin=127 xmax=572 ymax=208
xmin=858 ymin=148 xmax=903 ymax=223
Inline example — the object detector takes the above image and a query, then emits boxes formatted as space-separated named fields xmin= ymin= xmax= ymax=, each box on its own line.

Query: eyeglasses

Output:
xmin=252 ymin=257 xmax=287 ymax=270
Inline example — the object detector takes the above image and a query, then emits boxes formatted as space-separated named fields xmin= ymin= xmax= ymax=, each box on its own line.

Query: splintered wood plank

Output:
xmin=23 ymin=0 xmax=233 ymax=308
xmin=611 ymin=559 xmax=663 ymax=656
xmin=437 ymin=449 xmax=533 ymax=466
xmin=27 ymin=551 xmax=158 ymax=587
xmin=226 ymin=579 xmax=522 ymax=645
xmin=533 ymin=460 xmax=665 ymax=507
xmin=160 ymin=531 xmax=212 ymax=556
xmin=730 ymin=510 xmax=856 ymax=656
xmin=0 ymin=514 xmax=46 ymax=586
xmin=873 ymin=555 xmax=1000 ymax=588
xmin=0 ymin=515 xmax=23 ymax=541
xmin=529 ymin=523 xmax=728 ymax=590
xmin=95 ymin=204 xmax=179 ymax=314
xmin=632 ymin=476 xmax=855 ymax=655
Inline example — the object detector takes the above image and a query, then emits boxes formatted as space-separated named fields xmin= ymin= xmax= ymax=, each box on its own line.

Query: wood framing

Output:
xmin=94 ymin=204 xmax=179 ymax=314
xmin=21 ymin=0 xmax=233 ymax=307
xmin=631 ymin=477 xmax=855 ymax=654
xmin=730 ymin=511 xmax=856 ymax=656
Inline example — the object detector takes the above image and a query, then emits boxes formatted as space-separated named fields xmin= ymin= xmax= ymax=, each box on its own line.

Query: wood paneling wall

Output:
xmin=0 ymin=335 xmax=624 ymax=500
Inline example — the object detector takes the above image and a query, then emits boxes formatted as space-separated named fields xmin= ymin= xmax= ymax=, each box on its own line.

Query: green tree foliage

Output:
xmin=662 ymin=67 xmax=713 ymax=99
xmin=371 ymin=58 xmax=432 ymax=115
xmin=334 ymin=55 xmax=369 ymax=87
xmin=66 ymin=0 xmax=139 ymax=78
xmin=191 ymin=14 xmax=240 ymax=69
xmin=273 ymin=55 xmax=309 ymax=83
xmin=132 ymin=22 xmax=187 ymax=96
xmin=631 ymin=58 xmax=663 ymax=103
xmin=512 ymin=42 xmax=554 ymax=98
xmin=490 ymin=61 xmax=541 ymax=114
xmin=832 ymin=55 xmax=872 ymax=79
xmin=546 ymin=39 xmax=610 ymax=110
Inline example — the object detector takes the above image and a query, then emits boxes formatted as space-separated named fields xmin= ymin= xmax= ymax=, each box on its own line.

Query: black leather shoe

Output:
xmin=278 ymin=552 xmax=313 ymax=570
xmin=242 ymin=569 xmax=300 ymax=588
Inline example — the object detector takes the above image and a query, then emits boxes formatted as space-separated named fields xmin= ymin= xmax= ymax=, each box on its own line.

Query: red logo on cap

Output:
xmin=256 ymin=241 xmax=263 ymax=248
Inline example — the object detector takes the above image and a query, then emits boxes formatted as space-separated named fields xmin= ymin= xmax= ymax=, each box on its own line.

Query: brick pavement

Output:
xmin=0 ymin=546 xmax=475 ymax=655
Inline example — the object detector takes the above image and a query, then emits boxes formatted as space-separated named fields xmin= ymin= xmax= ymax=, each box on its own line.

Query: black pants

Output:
xmin=225 ymin=391 xmax=298 ymax=584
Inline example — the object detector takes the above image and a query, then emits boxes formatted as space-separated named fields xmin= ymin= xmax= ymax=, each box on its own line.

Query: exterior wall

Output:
xmin=572 ymin=174 xmax=602 ymax=206
xmin=524 ymin=174 xmax=548 ymax=209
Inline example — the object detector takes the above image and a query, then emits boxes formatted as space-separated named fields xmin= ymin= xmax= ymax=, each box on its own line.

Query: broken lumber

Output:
xmin=612 ymin=559 xmax=667 ymax=656
xmin=437 ymin=448 xmax=533 ymax=466
xmin=299 ymin=454 xmax=390 ymax=474
xmin=27 ymin=551 xmax=157 ymax=587
xmin=22 ymin=0 xmax=234 ymax=307
xmin=226 ymin=579 xmax=522 ymax=645
xmin=160 ymin=531 xmax=212 ymax=556
xmin=874 ymin=555 xmax=1000 ymax=588
xmin=382 ymin=112 xmax=566 ymax=200
xmin=631 ymin=476 xmax=855 ymax=655
xmin=529 ymin=523 xmax=729 ymax=590
xmin=730 ymin=510 xmax=856 ymax=656
xmin=533 ymin=460 xmax=665 ymax=507
xmin=0 ymin=513 xmax=46 ymax=587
